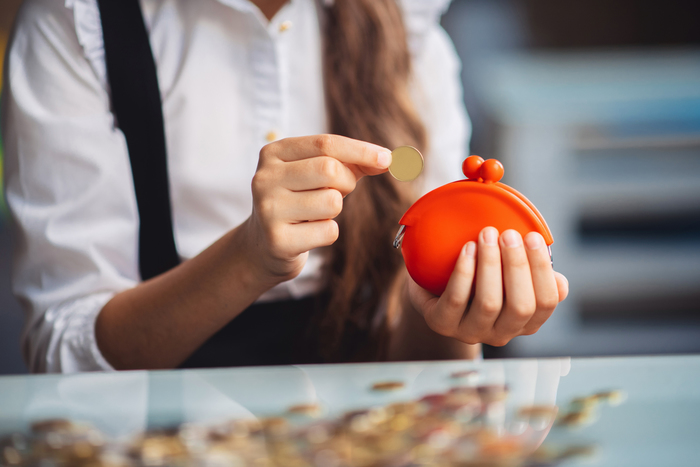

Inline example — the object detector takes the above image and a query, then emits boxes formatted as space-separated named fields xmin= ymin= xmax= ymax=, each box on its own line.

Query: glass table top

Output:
xmin=1 ymin=355 xmax=699 ymax=466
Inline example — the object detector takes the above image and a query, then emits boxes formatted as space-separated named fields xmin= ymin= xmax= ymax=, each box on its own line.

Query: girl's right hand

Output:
xmin=243 ymin=134 xmax=392 ymax=287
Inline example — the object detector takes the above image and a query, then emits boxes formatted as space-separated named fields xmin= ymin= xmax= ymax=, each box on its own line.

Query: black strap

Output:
xmin=97 ymin=0 xmax=180 ymax=280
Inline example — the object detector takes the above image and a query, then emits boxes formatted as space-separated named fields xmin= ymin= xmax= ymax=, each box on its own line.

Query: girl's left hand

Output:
xmin=407 ymin=227 xmax=569 ymax=347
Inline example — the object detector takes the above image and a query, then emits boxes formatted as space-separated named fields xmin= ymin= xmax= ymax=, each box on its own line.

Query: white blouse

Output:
xmin=2 ymin=0 xmax=470 ymax=373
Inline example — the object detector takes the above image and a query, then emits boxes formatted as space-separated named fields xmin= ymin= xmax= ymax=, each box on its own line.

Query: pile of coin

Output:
xmin=557 ymin=389 xmax=627 ymax=429
xmin=1 ymin=419 xmax=109 ymax=466
xmin=1 ymin=376 xmax=609 ymax=467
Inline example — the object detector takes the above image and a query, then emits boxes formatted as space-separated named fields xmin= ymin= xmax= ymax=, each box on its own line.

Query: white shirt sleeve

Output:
xmin=409 ymin=21 xmax=472 ymax=194
xmin=2 ymin=0 xmax=140 ymax=373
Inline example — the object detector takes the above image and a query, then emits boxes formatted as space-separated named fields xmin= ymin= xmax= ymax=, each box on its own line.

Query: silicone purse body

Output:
xmin=394 ymin=156 xmax=554 ymax=296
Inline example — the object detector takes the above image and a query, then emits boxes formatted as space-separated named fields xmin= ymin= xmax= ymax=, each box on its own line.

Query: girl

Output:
xmin=2 ymin=0 xmax=568 ymax=372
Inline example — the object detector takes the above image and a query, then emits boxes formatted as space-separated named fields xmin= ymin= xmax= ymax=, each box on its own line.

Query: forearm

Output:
xmin=387 ymin=278 xmax=481 ymax=361
xmin=95 ymin=221 xmax=274 ymax=370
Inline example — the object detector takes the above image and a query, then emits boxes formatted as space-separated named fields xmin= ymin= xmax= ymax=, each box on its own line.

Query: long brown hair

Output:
xmin=316 ymin=0 xmax=427 ymax=360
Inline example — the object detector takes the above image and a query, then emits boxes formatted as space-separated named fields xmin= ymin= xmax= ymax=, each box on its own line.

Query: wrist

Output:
xmin=230 ymin=218 xmax=287 ymax=293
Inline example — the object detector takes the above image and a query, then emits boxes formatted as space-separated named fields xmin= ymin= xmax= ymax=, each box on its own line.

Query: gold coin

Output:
xmin=593 ymin=389 xmax=627 ymax=406
xmin=371 ymin=381 xmax=405 ymax=391
xmin=516 ymin=405 xmax=558 ymax=419
xmin=287 ymin=403 xmax=322 ymax=417
xmin=389 ymin=146 xmax=423 ymax=182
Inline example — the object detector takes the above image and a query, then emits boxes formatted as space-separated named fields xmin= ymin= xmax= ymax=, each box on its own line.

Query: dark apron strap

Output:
xmin=97 ymin=0 xmax=180 ymax=280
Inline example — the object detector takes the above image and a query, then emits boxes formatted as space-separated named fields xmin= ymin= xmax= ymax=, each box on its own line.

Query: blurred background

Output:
xmin=1 ymin=0 xmax=699 ymax=374
xmin=441 ymin=0 xmax=700 ymax=359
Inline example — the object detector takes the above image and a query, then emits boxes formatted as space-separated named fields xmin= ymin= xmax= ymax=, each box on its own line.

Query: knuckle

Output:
xmin=522 ymin=326 xmax=540 ymax=336
xmin=314 ymin=134 xmax=334 ymax=154
xmin=258 ymin=145 xmax=270 ymax=162
xmin=507 ymin=254 xmax=529 ymax=269
xmin=510 ymin=302 xmax=535 ymax=320
xmin=455 ymin=332 xmax=481 ymax=346
xmin=251 ymin=171 xmax=266 ymax=195
xmin=425 ymin=314 xmax=452 ymax=337
xmin=256 ymin=195 xmax=277 ymax=219
xmin=479 ymin=248 xmax=501 ymax=265
xmin=537 ymin=294 xmax=559 ymax=312
xmin=453 ymin=259 xmax=475 ymax=277
xmin=488 ymin=336 xmax=511 ymax=347
xmin=259 ymin=142 xmax=278 ymax=162
xmin=444 ymin=294 xmax=466 ymax=312
xmin=479 ymin=298 xmax=502 ymax=316
xmin=251 ymin=167 xmax=280 ymax=197
xmin=319 ymin=157 xmax=340 ymax=179
xmin=433 ymin=325 xmax=454 ymax=339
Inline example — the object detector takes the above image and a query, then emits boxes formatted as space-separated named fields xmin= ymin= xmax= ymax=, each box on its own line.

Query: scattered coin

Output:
xmin=287 ymin=403 xmax=322 ymax=417
xmin=557 ymin=409 xmax=598 ymax=428
xmin=387 ymin=401 xmax=419 ymax=415
xmin=570 ymin=395 xmax=599 ymax=412
xmin=132 ymin=432 xmax=188 ymax=465
xmin=260 ymin=417 xmax=289 ymax=438
xmin=517 ymin=405 xmax=558 ymax=419
xmin=594 ymin=389 xmax=627 ymax=406
xmin=348 ymin=413 xmax=373 ymax=433
xmin=389 ymin=146 xmax=424 ymax=182
xmin=4 ymin=373 xmax=622 ymax=467
xmin=371 ymin=381 xmax=405 ymax=391
xmin=30 ymin=419 xmax=77 ymax=434
xmin=305 ymin=424 xmax=331 ymax=444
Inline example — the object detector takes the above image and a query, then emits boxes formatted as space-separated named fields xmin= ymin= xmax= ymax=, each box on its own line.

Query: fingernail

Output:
xmin=508 ymin=421 xmax=528 ymax=435
xmin=525 ymin=232 xmax=544 ymax=250
xmin=482 ymin=227 xmax=498 ymax=245
xmin=502 ymin=230 xmax=522 ymax=248
xmin=377 ymin=149 xmax=392 ymax=169
xmin=531 ymin=418 xmax=551 ymax=431
xmin=463 ymin=241 xmax=476 ymax=258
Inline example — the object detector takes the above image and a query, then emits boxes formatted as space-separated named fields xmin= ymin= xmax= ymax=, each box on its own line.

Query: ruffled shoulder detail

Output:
xmin=65 ymin=0 xmax=107 ymax=87
xmin=398 ymin=0 xmax=452 ymax=55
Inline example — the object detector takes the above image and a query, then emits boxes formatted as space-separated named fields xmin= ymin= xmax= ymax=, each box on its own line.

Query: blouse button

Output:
xmin=266 ymin=131 xmax=279 ymax=142
xmin=279 ymin=20 xmax=293 ymax=32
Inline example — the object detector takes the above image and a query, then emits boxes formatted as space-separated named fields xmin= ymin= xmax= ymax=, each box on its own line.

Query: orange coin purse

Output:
xmin=393 ymin=156 xmax=553 ymax=296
